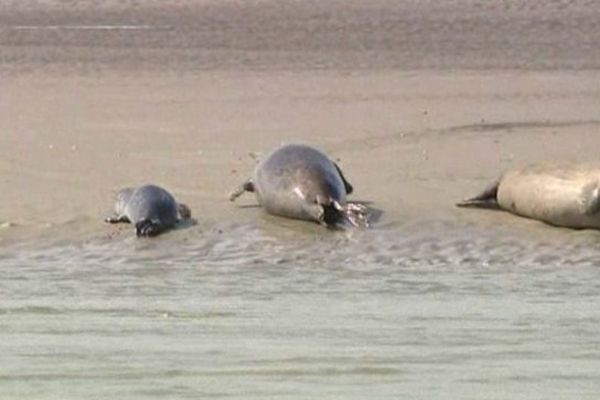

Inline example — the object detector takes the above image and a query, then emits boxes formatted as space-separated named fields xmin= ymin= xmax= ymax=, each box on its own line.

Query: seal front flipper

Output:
xmin=105 ymin=214 xmax=130 ymax=223
xmin=456 ymin=179 xmax=500 ymax=209
xmin=229 ymin=179 xmax=255 ymax=201
xmin=333 ymin=162 xmax=353 ymax=195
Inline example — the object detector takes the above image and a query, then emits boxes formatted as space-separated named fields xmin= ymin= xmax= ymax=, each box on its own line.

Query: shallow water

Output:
xmin=2 ymin=219 xmax=600 ymax=399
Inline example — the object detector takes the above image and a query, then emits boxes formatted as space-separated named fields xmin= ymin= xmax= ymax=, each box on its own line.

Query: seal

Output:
xmin=230 ymin=144 xmax=368 ymax=227
xmin=457 ymin=163 xmax=600 ymax=229
xmin=105 ymin=184 xmax=192 ymax=236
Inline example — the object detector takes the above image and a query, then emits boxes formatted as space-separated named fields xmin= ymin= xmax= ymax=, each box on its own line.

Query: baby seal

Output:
xmin=457 ymin=163 xmax=600 ymax=229
xmin=230 ymin=144 xmax=368 ymax=227
xmin=106 ymin=184 xmax=191 ymax=237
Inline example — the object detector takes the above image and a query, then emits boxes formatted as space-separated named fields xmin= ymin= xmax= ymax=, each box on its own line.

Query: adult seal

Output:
xmin=457 ymin=163 xmax=600 ymax=229
xmin=230 ymin=144 xmax=368 ymax=227
xmin=106 ymin=184 xmax=192 ymax=236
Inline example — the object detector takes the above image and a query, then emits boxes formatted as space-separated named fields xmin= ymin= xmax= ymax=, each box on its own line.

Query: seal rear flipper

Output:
xmin=135 ymin=219 xmax=166 ymax=237
xmin=335 ymin=201 xmax=369 ymax=228
xmin=229 ymin=179 xmax=255 ymax=201
xmin=177 ymin=203 xmax=192 ymax=220
xmin=333 ymin=162 xmax=353 ymax=195
xmin=456 ymin=179 xmax=500 ymax=209
xmin=314 ymin=198 xmax=369 ymax=228
xmin=303 ymin=199 xmax=341 ymax=227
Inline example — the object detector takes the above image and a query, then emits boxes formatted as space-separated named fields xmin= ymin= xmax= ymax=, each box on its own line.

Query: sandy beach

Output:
xmin=2 ymin=0 xmax=600 ymax=243
xmin=2 ymin=68 xmax=600 ymax=241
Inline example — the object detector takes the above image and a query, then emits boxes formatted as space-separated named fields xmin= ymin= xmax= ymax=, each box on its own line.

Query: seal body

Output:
xmin=254 ymin=145 xmax=348 ymax=223
xmin=106 ymin=184 xmax=191 ymax=236
xmin=457 ymin=163 xmax=600 ymax=229
xmin=230 ymin=144 xmax=368 ymax=227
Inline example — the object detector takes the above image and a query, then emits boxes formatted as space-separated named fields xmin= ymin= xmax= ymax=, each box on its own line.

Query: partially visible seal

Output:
xmin=457 ymin=163 xmax=600 ymax=229
xmin=106 ymin=184 xmax=192 ymax=237
xmin=230 ymin=144 xmax=368 ymax=227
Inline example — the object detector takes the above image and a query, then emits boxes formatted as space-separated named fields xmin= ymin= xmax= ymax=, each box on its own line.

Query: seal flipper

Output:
xmin=177 ymin=203 xmax=192 ymax=220
xmin=105 ymin=214 xmax=130 ymax=223
xmin=307 ymin=196 xmax=340 ymax=227
xmin=456 ymin=179 xmax=500 ymax=209
xmin=333 ymin=162 xmax=353 ymax=195
xmin=229 ymin=179 xmax=255 ymax=201
xmin=334 ymin=200 xmax=369 ymax=228
xmin=135 ymin=219 xmax=166 ymax=237
xmin=311 ymin=196 xmax=369 ymax=228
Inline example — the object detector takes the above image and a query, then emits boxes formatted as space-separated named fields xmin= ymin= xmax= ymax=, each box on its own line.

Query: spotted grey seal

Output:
xmin=105 ymin=184 xmax=191 ymax=236
xmin=457 ymin=163 xmax=600 ymax=229
xmin=230 ymin=144 xmax=368 ymax=227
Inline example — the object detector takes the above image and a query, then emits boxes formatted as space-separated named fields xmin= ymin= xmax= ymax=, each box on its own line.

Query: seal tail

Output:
xmin=330 ymin=200 xmax=370 ymax=228
xmin=456 ymin=179 xmax=500 ymax=209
